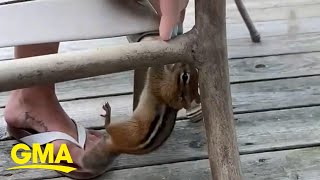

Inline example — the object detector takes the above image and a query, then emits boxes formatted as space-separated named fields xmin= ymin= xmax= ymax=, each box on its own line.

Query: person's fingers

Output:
xmin=159 ymin=0 xmax=180 ymax=40
xmin=148 ymin=0 xmax=189 ymax=40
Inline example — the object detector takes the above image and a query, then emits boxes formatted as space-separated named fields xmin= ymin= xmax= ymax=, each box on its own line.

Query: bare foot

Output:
xmin=4 ymin=86 xmax=104 ymax=174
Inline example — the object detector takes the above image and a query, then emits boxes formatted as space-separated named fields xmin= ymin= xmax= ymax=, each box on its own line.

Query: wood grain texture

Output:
xmin=1 ymin=106 xmax=320 ymax=179
xmin=184 ymin=0 xmax=320 ymax=29
xmin=225 ymin=0 xmax=320 ymax=10
xmin=195 ymin=0 xmax=241 ymax=179
xmin=1 ymin=19 xmax=320 ymax=60
xmin=229 ymin=52 xmax=320 ymax=82
xmin=226 ymin=4 xmax=320 ymax=23
xmin=2 ymin=75 xmax=320 ymax=138
xmin=234 ymin=0 xmax=261 ymax=42
xmin=231 ymin=76 xmax=320 ymax=113
xmin=53 ymin=147 xmax=320 ymax=180
xmin=2 ymin=51 xmax=320 ymax=108
xmin=228 ymin=32 xmax=320 ymax=58
xmin=0 ymin=34 xmax=193 ymax=92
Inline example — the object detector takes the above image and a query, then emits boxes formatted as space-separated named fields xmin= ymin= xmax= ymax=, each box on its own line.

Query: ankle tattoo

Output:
xmin=25 ymin=112 xmax=48 ymax=132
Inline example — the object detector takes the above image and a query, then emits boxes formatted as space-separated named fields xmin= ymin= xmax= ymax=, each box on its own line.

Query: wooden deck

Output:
xmin=1 ymin=0 xmax=320 ymax=179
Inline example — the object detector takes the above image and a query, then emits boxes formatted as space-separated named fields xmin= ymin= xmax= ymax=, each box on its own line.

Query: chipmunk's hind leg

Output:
xmin=101 ymin=102 xmax=111 ymax=128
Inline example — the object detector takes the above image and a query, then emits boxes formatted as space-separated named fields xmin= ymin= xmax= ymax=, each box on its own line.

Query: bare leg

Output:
xmin=4 ymin=43 xmax=103 ymax=171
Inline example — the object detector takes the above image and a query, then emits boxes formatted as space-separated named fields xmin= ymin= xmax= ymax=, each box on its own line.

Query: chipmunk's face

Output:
xmin=161 ymin=63 xmax=200 ymax=110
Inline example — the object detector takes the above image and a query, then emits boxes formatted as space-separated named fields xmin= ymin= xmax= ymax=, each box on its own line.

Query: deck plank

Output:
xmin=2 ymin=75 xmax=320 ymax=134
xmin=1 ymin=75 xmax=320 ymax=139
xmin=1 ymin=50 xmax=320 ymax=108
xmin=225 ymin=4 xmax=320 ymax=23
xmin=53 ymin=147 xmax=320 ymax=180
xmin=2 ymin=19 xmax=320 ymax=60
xmin=226 ymin=0 xmax=320 ymax=10
xmin=1 ymin=106 xmax=320 ymax=179
xmin=2 ymin=16 xmax=320 ymax=60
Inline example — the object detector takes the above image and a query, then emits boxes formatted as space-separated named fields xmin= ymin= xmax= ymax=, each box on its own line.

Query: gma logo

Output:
xmin=7 ymin=143 xmax=76 ymax=173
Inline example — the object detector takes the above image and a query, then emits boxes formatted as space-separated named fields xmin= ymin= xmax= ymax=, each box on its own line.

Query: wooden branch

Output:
xmin=0 ymin=34 xmax=193 ymax=93
xmin=195 ymin=0 xmax=242 ymax=179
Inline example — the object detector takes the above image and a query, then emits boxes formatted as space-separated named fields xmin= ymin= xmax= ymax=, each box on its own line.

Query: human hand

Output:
xmin=149 ymin=0 xmax=189 ymax=40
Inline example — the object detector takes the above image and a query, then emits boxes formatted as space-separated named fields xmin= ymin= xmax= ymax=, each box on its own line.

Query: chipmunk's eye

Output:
xmin=180 ymin=72 xmax=190 ymax=85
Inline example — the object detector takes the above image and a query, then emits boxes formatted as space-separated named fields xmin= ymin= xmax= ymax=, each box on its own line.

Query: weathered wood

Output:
xmin=228 ymin=32 xmax=320 ymax=58
xmin=186 ymin=0 xmax=320 ymax=27
xmin=226 ymin=4 xmax=320 ymax=23
xmin=2 ymin=105 xmax=320 ymax=179
xmin=2 ymin=51 xmax=320 ymax=108
xmin=0 ymin=37 xmax=129 ymax=61
xmin=234 ymin=0 xmax=260 ymax=42
xmin=1 ymin=0 xmax=319 ymax=58
xmin=226 ymin=0 xmax=320 ymax=10
xmin=0 ymin=71 xmax=135 ymax=108
xmin=217 ymin=17 xmax=320 ymax=41
xmin=53 ymin=147 xmax=320 ymax=180
xmin=2 ymin=20 xmax=320 ymax=61
xmin=2 ymin=74 xmax=320 ymax=138
xmin=2 ymin=12 xmax=320 ymax=61
xmin=231 ymin=76 xmax=320 ymax=113
xmin=0 ymin=35 xmax=193 ymax=92
xmin=1 ymin=0 xmax=317 ymax=50
xmin=3 ymin=24 xmax=320 ymax=62
xmin=195 ymin=0 xmax=241 ymax=179
xmin=229 ymin=52 xmax=320 ymax=83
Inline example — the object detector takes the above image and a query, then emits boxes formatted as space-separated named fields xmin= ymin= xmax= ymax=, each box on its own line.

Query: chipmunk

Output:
xmin=79 ymin=0 xmax=201 ymax=173
xmin=82 ymin=62 xmax=200 ymax=170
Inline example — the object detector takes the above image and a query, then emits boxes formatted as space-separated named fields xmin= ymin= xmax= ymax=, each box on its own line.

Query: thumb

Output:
xmin=159 ymin=0 xmax=180 ymax=40
xmin=159 ymin=15 xmax=180 ymax=40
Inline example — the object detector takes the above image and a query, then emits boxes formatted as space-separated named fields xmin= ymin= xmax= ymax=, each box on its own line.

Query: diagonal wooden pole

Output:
xmin=194 ymin=0 xmax=242 ymax=179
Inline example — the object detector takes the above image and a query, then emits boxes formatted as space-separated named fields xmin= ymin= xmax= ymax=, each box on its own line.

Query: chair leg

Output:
xmin=197 ymin=61 xmax=242 ymax=179
xmin=234 ymin=0 xmax=261 ymax=43
xmin=133 ymin=68 xmax=147 ymax=111
xmin=186 ymin=91 xmax=203 ymax=123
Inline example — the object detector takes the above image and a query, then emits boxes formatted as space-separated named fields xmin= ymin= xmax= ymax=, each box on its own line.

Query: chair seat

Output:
xmin=0 ymin=0 xmax=159 ymax=48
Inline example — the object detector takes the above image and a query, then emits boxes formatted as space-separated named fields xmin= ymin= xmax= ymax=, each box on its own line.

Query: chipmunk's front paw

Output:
xmin=101 ymin=102 xmax=111 ymax=126
xmin=101 ymin=102 xmax=111 ymax=117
